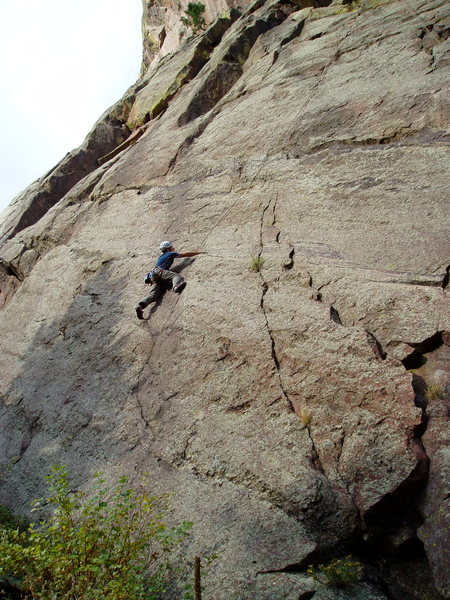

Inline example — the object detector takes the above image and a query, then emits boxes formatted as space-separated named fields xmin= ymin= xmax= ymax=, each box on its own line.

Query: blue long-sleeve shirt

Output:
xmin=155 ymin=251 xmax=179 ymax=270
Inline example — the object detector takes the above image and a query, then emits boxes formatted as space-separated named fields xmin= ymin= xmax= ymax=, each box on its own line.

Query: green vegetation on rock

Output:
xmin=0 ymin=466 xmax=192 ymax=600
xmin=307 ymin=556 xmax=363 ymax=587
xmin=249 ymin=255 xmax=265 ymax=272
xmin=181 ymin=2 xmax=207 ymax=33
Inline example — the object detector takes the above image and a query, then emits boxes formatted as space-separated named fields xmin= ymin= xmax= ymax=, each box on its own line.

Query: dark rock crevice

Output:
xmin=442 ymin=265 xmax=449 ymax=288
xmin=0 ymin=258 xmax=23 ymax=283
xmin=178 ymin=0 xmax=311 ymax=129
xmin=178 ymin=420 xmax=199 ymax=464
xmin=283 ymin=247 xmax=295 ymax=270
xmin=178 ymin=16 xmax=274 ymax=127
xmin=18 ymin=416 xmax=41 ymax=460
xmin=263 ymin=291 xmax=439 ymax=597
xmin=401 ymin=331 xmax=444 ymax=370
xmin=329 ymin=305 xmax=342 ymax=325
xmin=135 ymin=389 xmax=152 ymax=431
xmin=417 ymin=23 xmax=450 ymax=69
xmin=259 ymin=279 xmax=294 ymax=413
xmin=359 ymin=336 xmax=448 ymax=599
xmin=139 ymin=12 xmax=242 ymax=123
xmin=366 ymin=330 xmax=387 ymax=361
xmin=257 ymin=497 xmax=442 ymax=600
xmin=0 ymin=242 xmax=35 ymax=284
xmin=256 ymin=200 xmax=328 ymax=480
xmin=362 ymin=448 xmax=430 ymax=546
xmin=166 ymin=114 xmax=217 ymax=173
xmin=304 ymin=426 xmax=326 ymax=475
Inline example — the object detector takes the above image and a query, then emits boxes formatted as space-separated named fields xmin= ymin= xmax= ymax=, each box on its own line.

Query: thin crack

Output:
xmin=366 ymin=329 xmax=387 ymax=360
xmin=442 ymin=265 xmax=449 ymax=289
xmin=132 ymin=335 xmax=161 ymax=431
xmin=179 ymin=419 xmax=199 ymax=463
xmin=334 ymin=429 xmax=362 ymax=523
xmin=259 ymin=197 xmax=272 ymax=250
xmin=257 ymin=200 xmax=295 ymax=414
xmin=304 ymin=426 xmax=325 ymax=475
xmin=271 ymin=191 xmax=279 ymax=226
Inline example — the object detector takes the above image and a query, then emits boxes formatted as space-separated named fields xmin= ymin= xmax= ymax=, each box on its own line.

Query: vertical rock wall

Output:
xmin=0 ymin=0 xmax=449 ymax=598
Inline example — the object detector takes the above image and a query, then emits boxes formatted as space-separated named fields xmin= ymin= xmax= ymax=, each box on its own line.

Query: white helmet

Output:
xmin=159 ymin=241 xmax=173 ymax=251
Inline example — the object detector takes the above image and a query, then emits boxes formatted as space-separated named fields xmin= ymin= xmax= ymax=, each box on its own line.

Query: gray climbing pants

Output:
xmin=140 ymin=269 xmax=184 ymax=307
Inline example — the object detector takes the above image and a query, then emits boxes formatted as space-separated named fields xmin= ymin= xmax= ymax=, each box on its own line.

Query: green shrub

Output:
xmin=249 ymin=255 xmax=265 ymax=272
xmin=0 ymin=466 xmax=192 ymax=600
xmin=307 ymin=556 xmax=363 ymax=587
xmin=181 ymin=3 xmax=206 ymax=32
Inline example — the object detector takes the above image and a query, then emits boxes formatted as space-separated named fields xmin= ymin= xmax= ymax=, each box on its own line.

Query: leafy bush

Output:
xmin=307 ymin=556 xmax=363 ymax=587
xmin=0 ymin=466 xmax=192 ymax=600
xmin=181 ymin=3 xmax=206 ymax=32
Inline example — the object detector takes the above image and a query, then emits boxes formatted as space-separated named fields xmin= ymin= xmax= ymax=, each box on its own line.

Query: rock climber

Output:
xmin=135 ymin=241 xmax=203 ymax=319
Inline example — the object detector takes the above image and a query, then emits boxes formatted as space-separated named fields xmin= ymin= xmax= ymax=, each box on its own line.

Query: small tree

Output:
xmin=0 ymin=466 xmax=192 ymax=600
xmin=181 ymin=2 xmax=206 ymax=32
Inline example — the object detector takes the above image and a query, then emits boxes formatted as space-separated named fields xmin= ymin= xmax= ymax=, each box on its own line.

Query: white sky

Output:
xmin=0 ymin=0 xmax=143 ymax=214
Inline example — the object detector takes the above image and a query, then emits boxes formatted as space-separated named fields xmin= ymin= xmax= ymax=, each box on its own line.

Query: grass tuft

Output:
xmin=249 ymin=256 xmax=265 ymax=272
xmin=299 ymin=409 xmax=312 ymax=428
xmin=425 ymin=383 xmax=444 ymax=402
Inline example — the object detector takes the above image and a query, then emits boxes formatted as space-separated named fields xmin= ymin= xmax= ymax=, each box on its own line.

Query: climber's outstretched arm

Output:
xmin=177 ymin=251 xmax=205 ymax=258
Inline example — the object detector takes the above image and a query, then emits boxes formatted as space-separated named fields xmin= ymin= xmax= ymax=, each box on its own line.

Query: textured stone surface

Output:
xmin=142 ymin=0 xmax=261 ymax=70
xmin=414 ymin=340 xmax=450 ymax=599
xmin=0 ymin=0 xmax=449 ymax=598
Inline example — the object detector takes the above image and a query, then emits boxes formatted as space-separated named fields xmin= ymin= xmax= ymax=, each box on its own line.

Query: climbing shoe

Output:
xmin=135 ymin=305 xmax=144 ymax=320
xmin=173 ymin=282 xmax=186 ymax=294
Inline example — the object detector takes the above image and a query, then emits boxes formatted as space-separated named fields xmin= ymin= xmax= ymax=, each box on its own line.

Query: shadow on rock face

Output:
xmin=0 ymin=261 xmax=136 ymax=509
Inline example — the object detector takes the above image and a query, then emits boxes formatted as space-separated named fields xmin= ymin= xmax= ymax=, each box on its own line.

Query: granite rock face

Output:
xmin=0 ymin=0 xmax=449 ymax=598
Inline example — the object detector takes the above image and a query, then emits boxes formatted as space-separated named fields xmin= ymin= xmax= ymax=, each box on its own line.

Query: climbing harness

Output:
xmin=144 ymin=266 xmax=164 ymax=284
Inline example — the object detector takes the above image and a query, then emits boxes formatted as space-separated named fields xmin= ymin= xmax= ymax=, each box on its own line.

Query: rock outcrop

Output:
xmin=0 ymin=0 xmax=449 ymax=598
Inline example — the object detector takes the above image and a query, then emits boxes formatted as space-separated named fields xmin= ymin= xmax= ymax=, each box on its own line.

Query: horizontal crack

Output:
xmin=301 ymin=127 xmax=450 ymax=156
